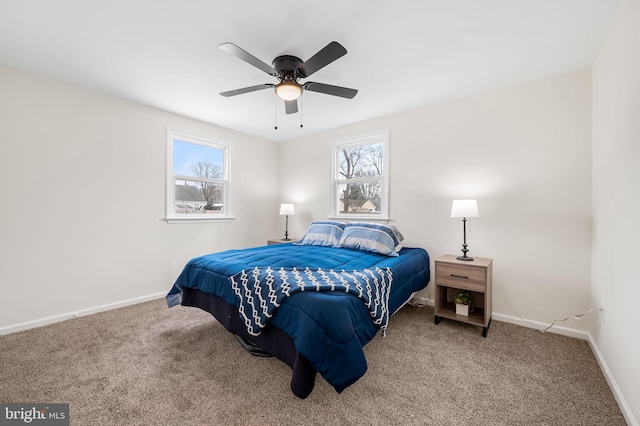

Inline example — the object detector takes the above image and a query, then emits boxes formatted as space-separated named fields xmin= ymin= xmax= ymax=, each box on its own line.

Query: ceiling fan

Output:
xmin=219 ymin=41 xmax=358 ymax=114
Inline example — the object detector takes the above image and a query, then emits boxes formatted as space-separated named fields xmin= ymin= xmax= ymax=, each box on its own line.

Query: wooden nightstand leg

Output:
xmin=434 ymin=315 xmax=441 ymax=325
xmin=482 ymin=317 xmax=492 ymax=337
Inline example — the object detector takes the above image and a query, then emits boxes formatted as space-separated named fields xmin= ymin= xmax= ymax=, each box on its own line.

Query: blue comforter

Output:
xmin=229 ymin=266 xmax=394 ymax=337
xmin=167 ymin=244 xmax=430 ymax=393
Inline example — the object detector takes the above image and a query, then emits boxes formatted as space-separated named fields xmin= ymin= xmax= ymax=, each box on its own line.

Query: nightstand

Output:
xmin=434 ymin=254 xmax=493 ymax=337
xmin=267 ymin=239 xmax=298 ymax=245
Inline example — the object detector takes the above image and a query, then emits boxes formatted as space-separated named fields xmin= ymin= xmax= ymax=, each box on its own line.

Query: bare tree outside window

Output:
xmin=191 ymin=161 xmax=223 ymax=206
xmin=337 ymin=142 xmax=384 ymax=214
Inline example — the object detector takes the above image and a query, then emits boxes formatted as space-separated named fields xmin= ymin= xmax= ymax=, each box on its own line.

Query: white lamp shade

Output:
xmin=451 ymin=200 xmax=479 ymax=218
xmin=279 ymin=203 xmax=295 ymax=216
xmin=275 ymin=82 xmax=302 ymax=101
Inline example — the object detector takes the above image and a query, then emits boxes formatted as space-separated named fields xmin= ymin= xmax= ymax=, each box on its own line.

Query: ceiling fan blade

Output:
xmin=284 ymin=100 xmax=298 ymax=114
xmin=303 ymin=82 xmax=358 ymax=99
xmin=220 ymin=84 xmax=274 ymax=97
xmin=219 ymin=43 xmax=278 ymax=76
xmin=299 ymin=41 xmax=347 ymax=78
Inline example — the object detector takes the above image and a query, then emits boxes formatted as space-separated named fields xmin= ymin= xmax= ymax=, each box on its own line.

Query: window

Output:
xmin=331 ymin=131 xmax=389 ymax=219
xmin=166 ymin=129 xmax=233 ymax=222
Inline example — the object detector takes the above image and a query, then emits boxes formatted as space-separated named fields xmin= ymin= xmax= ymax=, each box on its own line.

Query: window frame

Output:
xmin=330 ymin=130 xmax=389 ymax=220
xmin=166 ymin=128 xmax=234 ymax=223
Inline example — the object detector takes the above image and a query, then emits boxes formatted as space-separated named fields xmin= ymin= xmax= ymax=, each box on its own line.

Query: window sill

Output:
xmin=329 ymin=215 xmax=389 ymax=222
xmin=165 ymin=216 xmax=235 ymax=224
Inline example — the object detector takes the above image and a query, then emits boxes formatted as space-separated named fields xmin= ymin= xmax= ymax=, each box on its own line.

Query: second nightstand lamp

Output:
xmin=279 ymin=203 xmax=295 ymax=241
xmin=451 ymin=199 xmax=479 ymax=261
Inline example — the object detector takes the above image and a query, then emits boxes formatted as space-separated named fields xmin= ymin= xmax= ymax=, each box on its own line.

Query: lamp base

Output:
xmin=456 ymin=255 xmax=475 ymax=261
xmin=458 ymin=240 xmax=473 ymax=261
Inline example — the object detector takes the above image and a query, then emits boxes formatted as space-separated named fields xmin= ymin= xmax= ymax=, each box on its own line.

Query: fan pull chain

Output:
xmin=274 ymin=98 xmax=278 ymax=130
xmin=299 ymin=97 xmax=303 ymax=128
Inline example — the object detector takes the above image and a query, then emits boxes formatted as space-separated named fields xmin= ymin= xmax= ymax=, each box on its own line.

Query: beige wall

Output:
xmin=279 ymin=69 xmax=593 ymax=331
xmin=592 ymin=0 xmax=640 ymax=423
xmin=0 ymin=66 xmax=279 ymax=329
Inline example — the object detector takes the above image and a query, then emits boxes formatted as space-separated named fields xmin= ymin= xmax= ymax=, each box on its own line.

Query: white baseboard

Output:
xmin=491 ymin=312 xmax=590 ymax=340
xmin=586 ymin=333 xmax=638 ymax=426
xmin=0 ymin=292 xmax=167 ymax=336
xmin=408 ymin=297 xmax=590 ymax=339
xmin=407 ymin=295 xmax=434 ymax=307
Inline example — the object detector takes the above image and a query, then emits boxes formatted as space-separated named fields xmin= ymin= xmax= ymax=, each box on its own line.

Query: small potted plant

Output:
xmin=454 ymin=290 xmax=473 ymax=316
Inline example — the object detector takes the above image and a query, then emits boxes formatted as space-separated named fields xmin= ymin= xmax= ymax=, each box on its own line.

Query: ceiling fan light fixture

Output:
xmin=275 ymin=81 xmax=302 ymax=101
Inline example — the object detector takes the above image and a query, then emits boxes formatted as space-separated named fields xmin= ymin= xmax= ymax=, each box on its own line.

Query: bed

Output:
xmin=166 ymin=222 xmax=430 ymax=398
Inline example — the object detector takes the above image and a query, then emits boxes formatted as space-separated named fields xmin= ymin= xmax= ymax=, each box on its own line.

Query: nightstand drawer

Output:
xmin=436 ymin=263 xmax=486 ymax=292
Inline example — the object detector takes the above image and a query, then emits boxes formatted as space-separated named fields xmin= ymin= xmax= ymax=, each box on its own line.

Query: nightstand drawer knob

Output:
xmin=451 ymin=274 xmax=469 ymax=279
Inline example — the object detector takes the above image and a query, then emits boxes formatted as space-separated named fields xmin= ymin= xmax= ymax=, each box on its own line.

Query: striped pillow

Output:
xmin=294 ymin=221 xmax=345 ymax=247
xmin=338 ymin=223 xmax=402 ymax=256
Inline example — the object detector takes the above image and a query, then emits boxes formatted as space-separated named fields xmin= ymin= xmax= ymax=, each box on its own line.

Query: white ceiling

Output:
xmin=0 ymin=0 xmax=620 ymax=142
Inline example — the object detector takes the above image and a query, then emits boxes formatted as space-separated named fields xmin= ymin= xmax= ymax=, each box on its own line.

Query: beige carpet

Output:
xmin=0 ymin=299 xmax=626 ymax=425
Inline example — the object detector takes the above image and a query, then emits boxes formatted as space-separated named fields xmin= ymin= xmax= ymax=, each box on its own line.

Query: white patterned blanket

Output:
xmin=229 ymin=266 xmax=393 ymax=336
